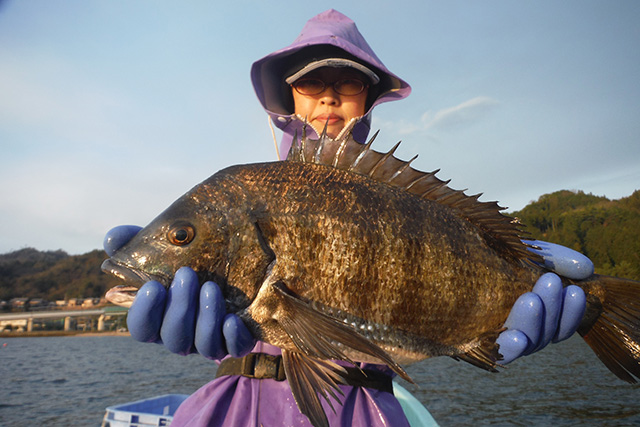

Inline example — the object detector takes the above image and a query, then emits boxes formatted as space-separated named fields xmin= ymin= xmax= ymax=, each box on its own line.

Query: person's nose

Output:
xmin=319 ymin=86 xmax=340 ymax=105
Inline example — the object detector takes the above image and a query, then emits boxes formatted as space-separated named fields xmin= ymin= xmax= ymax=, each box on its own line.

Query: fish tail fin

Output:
xmin=578 ymin=274 xmax=640 ymax=383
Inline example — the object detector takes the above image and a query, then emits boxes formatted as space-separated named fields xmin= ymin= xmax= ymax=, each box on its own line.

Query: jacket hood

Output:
xmin=250 ymin=9 xmax=411 ymax=158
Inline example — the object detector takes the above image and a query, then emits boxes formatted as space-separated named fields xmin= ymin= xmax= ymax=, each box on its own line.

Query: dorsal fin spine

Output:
xmin=368 ymin=141 xmax=402 ymax=178
xmin=367 ymin=130 xmax=381 ymax=146
xmin=313 ymin=134 xmax=324 ymax=163
xmin=299 ymin=130 xmax=308 ymax=162
xmin=349 ymin=146 xmax=367 ymax=171
xmin=333 ymin=136 xmax=350 ymax=168
xmin=349 ymin=134 xmax=376 ymax=171
xmin=436 ymin=189 xmax=468 ymax=204
xmin=404 ymin=171 xmax=439 ymax=192
xmin=420 ymin=179 xmax=452 ymax=198
xmin=389 ymin=154 xmax=419 ymax=184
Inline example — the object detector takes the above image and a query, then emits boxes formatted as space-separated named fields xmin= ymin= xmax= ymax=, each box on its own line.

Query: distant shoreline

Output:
xmin=0 ymin=330 xmax=130 ymax=338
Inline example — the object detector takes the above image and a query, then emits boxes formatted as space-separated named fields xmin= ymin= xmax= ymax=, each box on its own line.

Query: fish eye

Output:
xmin=167 ymin=223 xmax=196 ymax=246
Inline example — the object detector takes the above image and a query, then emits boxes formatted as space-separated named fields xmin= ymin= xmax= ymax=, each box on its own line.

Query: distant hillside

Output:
xmin=510 ymin=190 xmax=640 ymax=281
xmin=0 ymin=248 xmax=121 ymax=301
xmin=1 ymin=189 xmax=638 ymax=301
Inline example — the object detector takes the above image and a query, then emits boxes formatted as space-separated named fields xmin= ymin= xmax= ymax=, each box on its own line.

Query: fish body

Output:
xmin=103 ymin=133 xmax=640 ymax=427
xmin=213 ymin=160 xmax=538 ymax=362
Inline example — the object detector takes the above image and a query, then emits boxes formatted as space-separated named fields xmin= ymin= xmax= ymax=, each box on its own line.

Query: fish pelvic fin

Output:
xmin=281 ymin=350 xmax=346 ymax=427
xmin=578 ymin=275 xmax=640 ymax=383
xmin=287 ymin=129 xmax=541 ymax=266
xmin=452 ymin=329 xmax=504 ymax=372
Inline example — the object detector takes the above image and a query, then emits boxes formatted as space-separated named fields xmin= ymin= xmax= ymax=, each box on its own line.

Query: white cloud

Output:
xmin=375 ymin=118 xmax=424 ymax=137
xmin=375 ymin=96 xmax=500 ymax=139
xmin=421 ymin=96 xmax=500 ymax=131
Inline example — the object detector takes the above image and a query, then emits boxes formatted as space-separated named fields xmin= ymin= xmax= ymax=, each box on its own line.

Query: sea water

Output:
xmin=0 ymin=334 xmax=638 ymax=426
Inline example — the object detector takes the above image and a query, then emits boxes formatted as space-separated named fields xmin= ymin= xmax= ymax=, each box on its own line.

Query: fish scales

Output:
xmin=103 ymin=132 xmax=640 ymax=427
xmin=223 ymin=160 xmax=536 ymax=357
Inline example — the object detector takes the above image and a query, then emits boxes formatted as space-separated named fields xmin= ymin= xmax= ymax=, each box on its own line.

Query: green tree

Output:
xmin=511 ymin=190 xmax=640 ymax=281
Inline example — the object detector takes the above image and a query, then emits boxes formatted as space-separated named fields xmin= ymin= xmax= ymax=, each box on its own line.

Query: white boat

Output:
xmin=101 ymin=394 xmax=188 ymax=427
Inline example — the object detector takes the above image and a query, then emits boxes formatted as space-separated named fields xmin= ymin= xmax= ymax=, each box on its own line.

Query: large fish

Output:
xmin=103 ymin=131 xmax=640 ymax=427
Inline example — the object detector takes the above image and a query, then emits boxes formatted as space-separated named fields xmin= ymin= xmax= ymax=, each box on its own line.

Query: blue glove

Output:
xmin=523 ymin=239 xmax=594 ymax=280
xmin=496 ymin=240 xmax=591 ymax=364
xmin=103 ymin=224 xmax=143 ymax=257
xmin=103 ymin=225 xmax=256 ymax=359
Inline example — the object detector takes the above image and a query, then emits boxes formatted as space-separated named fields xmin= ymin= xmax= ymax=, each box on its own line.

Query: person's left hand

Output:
xmin=126 ymin=269 xmax=256 ymax=358
xmin=496 ymin=240 xmax=590 ymax=364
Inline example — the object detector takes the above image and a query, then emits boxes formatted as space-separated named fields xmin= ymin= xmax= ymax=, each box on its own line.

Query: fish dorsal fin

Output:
xmin=287 ymin=130 xmax=540 ymax=264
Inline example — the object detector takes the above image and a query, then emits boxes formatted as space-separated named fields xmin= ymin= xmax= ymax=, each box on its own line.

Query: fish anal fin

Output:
xmin=282 ymin=350 xmax=346 ymax=427
xmin=453 ymin=329 xmax=504 ymax=372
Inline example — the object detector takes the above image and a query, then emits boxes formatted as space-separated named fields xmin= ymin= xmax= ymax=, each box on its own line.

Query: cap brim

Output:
xmin=285 ymin=58 xmax=380 ymax=85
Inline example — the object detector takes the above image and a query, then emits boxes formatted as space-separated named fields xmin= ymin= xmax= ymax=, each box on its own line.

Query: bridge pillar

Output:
xmin=64 ymin=316 xmax=72 ymax=331
xmin=27 ymin=318 xmax=33 ymax=332
xmin=98 ymin=314 xmax=106 ymax=331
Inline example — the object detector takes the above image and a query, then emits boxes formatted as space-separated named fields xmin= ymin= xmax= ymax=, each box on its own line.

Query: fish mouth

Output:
xmin=105 ymin=285 xmax=139 ymax=308
xmin=101 ymin=258 xmax=170 ymax=307
xmin=101 ymin=258 xmax=168 ymax=286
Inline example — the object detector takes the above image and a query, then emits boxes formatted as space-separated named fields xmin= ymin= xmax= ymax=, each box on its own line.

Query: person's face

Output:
xmin=291 ymin=67 xmax=369 ymax=139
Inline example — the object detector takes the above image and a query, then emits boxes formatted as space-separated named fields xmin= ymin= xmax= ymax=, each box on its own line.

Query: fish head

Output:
xmin=102 ymin=186 xmax=229 ymax=307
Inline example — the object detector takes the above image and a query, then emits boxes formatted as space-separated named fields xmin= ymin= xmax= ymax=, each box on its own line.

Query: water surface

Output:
xmin=0 ymin=335 xmax=637 ymax=426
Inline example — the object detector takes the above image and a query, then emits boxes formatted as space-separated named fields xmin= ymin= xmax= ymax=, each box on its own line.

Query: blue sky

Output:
xmin=1 ymin=1 xmax=638 ymax=255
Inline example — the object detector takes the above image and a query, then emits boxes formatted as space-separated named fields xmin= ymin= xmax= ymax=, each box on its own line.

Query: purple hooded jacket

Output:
xmin=172 ymin=10 xmax=414 ymax=426
xmin=251 ymin=9 xmax=411 ymax=159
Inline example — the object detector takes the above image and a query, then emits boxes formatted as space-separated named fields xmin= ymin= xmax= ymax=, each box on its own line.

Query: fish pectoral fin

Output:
xmin=271 ymin=282 xmax=413 ymax=383
xmin=452 ymin=329 xmax=504 ymax=372
xmin=281 ymin=350 xmax=346 ymax=427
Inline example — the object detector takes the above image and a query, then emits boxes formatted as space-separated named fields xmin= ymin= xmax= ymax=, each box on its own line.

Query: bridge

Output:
xmin=0 ymin=306 xmax=128 ymax=332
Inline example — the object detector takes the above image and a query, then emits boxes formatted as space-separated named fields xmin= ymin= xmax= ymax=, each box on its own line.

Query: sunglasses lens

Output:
xmin=334 ymin=79 xmax=365 ymax=95
xmin=293 ymin=79 xmax=325 ymax=95
xmin=292 ymin=78 xmax=367 ymax=96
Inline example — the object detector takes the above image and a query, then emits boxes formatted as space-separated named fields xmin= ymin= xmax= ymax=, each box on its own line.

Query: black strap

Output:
xmin=216 ymin=353 xmax=394 ymax=394
xmin=217 ymin=353 xmax=287 ymax=381
xmin=337 ymin=365 xmax=394 ymax=394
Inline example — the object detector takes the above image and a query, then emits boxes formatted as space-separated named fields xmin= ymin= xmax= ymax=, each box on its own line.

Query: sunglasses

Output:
xmin=291 ymin=78 xmax=368 ymax=96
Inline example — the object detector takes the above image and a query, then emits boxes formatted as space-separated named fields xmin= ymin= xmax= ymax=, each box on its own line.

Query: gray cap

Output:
xmin=285 ymin=58 xmax=380 ymax=85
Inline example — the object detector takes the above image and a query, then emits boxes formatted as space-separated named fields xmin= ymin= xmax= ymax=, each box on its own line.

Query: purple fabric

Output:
xmin=172 ymin=343 xmax=410 ymax=427
xmin=250 ymin=9 xmax=411 ymax=159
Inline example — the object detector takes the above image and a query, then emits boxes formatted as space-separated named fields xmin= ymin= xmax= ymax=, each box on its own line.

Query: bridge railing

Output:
xmin=0 ymin=307 xmax=128 ymax=333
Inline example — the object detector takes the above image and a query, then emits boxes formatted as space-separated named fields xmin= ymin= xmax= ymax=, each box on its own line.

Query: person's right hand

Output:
xmin=103 ymin=225 xmax=256 ymax=359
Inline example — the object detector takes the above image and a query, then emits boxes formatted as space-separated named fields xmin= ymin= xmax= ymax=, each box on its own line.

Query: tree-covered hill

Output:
xmin=1 ymin=189 xmax=638 ymax=302
xmin=0 ymin=248 xmax=121 ymax=301
xmin=510 ymin=190 xmax=640 ymax=280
